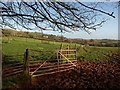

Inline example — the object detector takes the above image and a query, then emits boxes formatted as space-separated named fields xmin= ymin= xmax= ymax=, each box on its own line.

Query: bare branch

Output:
xmin=76 ymin=1 xmax=115 ymax=18
xmin=0 ymin=1 xmax=116 ymax=33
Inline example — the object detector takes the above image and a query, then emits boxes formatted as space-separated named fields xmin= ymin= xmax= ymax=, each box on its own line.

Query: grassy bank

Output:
xmin=2 ymin=36 xmax=118 ymax=64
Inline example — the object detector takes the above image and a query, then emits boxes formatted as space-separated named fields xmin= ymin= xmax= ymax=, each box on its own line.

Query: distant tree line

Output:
xmin=1 ymin=29 xmax=119 ymax=47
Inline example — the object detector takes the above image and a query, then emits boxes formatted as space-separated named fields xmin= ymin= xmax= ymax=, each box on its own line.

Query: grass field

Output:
xmin=2 ymin=37 xmax=79 ymax=64
xmin=77 ymin=45 xmax=118 ymax=61
xmin=2 ymin=36 xmax=118 ymax=64
xmin=2 ymin=36 xmax=119 ymax=89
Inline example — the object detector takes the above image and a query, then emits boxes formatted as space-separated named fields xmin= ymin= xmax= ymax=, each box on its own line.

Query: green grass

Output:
xmin=2 ymin=36 xmax=119 ymax=89
xmin=2 ymin=37 xmax=79 ymax=64
xmin=2 ymin=36 xmax=118 ymax=64
xmin=77 ymin=45 xmax=118 ymax=62
xmin=2 ymin=37 xmax=78 ymax=55
xmin=2 ymin=37 xmax=56 ymax=55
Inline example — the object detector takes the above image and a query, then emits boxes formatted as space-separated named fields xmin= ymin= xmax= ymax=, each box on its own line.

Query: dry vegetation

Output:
xmin=11 ymin=61 xmax=119 ymax=89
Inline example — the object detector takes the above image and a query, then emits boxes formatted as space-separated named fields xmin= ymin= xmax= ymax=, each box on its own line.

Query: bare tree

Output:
xmin=0 ymin=1 xmax=117 ymax=33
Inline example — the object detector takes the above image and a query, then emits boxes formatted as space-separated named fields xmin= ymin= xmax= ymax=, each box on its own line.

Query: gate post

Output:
xmin=57 ymin=50 xmax=59 ymax=72
xmin=24 ymin=49 xmax=29 ymax=75
xmin=23 ymin=49 xmax=31 ymax=87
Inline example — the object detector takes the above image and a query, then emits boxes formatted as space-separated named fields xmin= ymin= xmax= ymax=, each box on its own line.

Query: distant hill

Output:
xmin=1 ymin=28 xmax=119 ymax=47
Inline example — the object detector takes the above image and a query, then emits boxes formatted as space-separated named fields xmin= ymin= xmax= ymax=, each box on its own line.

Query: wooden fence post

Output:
xmin=67 ymin=45 xmax=69 ymax=63
xmin=57 ymin=50 xmax=59 ymax=72
xmin=75 ymin=44 xmax=77 ymax=61
xmin=60 ymin=43 xmax=63 ymax=64
xmin=24 ymin=49 xmax=29 ymax=75
xmin=23 ymin=49 xmax=32 ymax=87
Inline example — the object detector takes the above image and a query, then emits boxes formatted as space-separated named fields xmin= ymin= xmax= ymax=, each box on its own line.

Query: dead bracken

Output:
xmin=18 ymin=61 xmax=120 ymax=89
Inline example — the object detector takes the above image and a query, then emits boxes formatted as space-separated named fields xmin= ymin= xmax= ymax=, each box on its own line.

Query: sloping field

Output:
xmin=2 ymin=37 xmax=120 ymax=89
xmin=2 ymin=37 xmax=119 ymax=64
